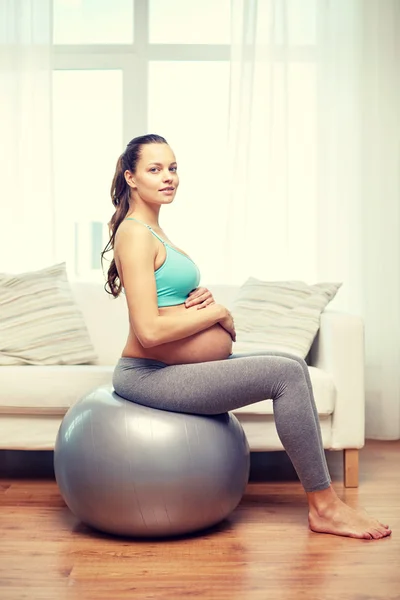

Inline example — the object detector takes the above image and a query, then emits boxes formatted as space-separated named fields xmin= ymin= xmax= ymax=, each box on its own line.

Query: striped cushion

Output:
xmin=232 ymin=277 xmax=342 ymax=358
xmin=0 ymin=263 xmax=97 ymax=365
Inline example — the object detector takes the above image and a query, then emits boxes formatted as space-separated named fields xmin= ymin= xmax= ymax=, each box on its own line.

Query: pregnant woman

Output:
xmin=102 ymin=134 xmax=391 ymax=541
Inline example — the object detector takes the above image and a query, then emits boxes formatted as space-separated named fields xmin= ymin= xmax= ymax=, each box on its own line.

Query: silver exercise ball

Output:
xmin=54 ymin=387 xmax=250 ymax=538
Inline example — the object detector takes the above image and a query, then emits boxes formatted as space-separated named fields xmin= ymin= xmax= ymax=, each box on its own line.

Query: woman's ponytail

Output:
xmin=101 ymin=155 xmax=131 ymax=297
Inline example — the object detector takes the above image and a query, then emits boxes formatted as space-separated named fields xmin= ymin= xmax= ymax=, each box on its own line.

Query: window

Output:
xmin=52 ymin=0 xmax=317 ymax=282
xmin=257 ymin=0 xmax=317 ymax=45
xmin=53 ymin=0 xmax=134 ymax=44
xmin=149 ymin=0 xmax=230 ymax=44
xmin=53 ymin=0 xmax=231 ymax=280
xmin=52 ymin=69 xmax=123 ymax=277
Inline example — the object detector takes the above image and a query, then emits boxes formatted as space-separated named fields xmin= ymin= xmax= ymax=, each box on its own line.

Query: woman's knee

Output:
xmin=278 ymin=352 xmax=308 ymax=374
xmin=276 ymin=356 xmax=307 ymax=383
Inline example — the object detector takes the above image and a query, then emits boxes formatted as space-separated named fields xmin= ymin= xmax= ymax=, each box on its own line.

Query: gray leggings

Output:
xmin=112 ymin=351 xmax=331 ymax=493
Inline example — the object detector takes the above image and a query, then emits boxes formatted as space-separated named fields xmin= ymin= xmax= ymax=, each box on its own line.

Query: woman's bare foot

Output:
xmin=308 ymin=496 xmax=392 ymax=540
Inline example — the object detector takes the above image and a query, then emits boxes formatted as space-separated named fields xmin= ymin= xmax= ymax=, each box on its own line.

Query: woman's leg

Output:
xmin=114 ymin=354 xmax=330 ymax=493
xmin=226 ymin=351 xmax=390 ymax=540
xmin=228 ymin=350 xmax=329 ymax=480
xmin=113 ymin=355 xmax=392 ymax=540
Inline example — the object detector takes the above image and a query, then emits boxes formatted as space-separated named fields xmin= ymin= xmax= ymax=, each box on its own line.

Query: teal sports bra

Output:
xmin=125 ymin=217 xmax=201 ymax=308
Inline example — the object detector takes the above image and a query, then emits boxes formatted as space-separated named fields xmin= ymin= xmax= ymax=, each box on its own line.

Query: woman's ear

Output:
xmin=124 ymin=169 xmax=137 ymax=189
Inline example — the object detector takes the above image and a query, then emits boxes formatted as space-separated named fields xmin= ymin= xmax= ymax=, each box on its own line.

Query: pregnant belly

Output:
xmin=151 ymin=322 xmax=233 ymax=364
xmin=124 ymin=304 xmax=233 ymax=365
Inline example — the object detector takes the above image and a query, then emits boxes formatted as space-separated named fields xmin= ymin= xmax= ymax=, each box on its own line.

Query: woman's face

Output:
xmin=128 ymin=143 xmax=179 ymax=205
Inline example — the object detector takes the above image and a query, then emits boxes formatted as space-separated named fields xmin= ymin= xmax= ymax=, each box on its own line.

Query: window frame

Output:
xmin=52 ymin=0 xmax=318 ymax=280
xmin=53 ymin=0 xmax=231 ymax=147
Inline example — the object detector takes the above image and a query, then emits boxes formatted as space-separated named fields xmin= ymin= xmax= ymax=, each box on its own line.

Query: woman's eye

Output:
xmin=149 ymin=166 xmax=177 ymax=173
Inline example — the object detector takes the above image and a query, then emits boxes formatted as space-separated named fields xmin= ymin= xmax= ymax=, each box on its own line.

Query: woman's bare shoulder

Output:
xmin=114 ymin=219 xmax=155 ymax=253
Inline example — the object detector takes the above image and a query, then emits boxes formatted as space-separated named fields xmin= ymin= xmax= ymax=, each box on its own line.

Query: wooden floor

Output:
xmin=0 ymin=440 xmax=399 ymax=600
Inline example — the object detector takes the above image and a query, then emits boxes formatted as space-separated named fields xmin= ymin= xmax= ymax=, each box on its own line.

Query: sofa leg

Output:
xmin=343 ymin=449 xmax=359 ymax=488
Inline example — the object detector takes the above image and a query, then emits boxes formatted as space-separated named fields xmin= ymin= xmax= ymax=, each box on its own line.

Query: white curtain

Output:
xmin=227 ymin=0 xmax=400 ymax=440
xmin=0 ymin=0 xmax=54 ymax=273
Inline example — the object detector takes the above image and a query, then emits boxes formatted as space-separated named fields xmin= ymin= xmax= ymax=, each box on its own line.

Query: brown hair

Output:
xmin=101 ymin=134 xmax=168 ymax=297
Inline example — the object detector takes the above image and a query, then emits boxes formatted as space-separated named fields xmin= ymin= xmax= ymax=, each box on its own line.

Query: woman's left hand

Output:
xmin=185 ymin=287 xmax=216 ymax=310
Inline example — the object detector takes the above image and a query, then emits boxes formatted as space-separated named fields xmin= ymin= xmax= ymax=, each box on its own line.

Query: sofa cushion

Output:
xmin=70 ymin=281 xmax=129 ymax=366
xmin=0 ymin=365 xmax=334 ymax=415
xmin=0 ymin=263 xmax=97 ymax=366
xmin=232 ymin=277 xmax=342 ymax=358
xmin=0 ymin=366 xmax=114 ymax=412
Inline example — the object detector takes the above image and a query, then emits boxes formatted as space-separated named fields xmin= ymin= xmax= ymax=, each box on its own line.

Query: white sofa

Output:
xmin=0 ymin=282 xmax=365 ymax=487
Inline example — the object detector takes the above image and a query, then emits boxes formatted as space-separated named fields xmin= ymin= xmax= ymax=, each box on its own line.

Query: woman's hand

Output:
xmin=185 ymin=287 xmax=216 ymax=310
xmin=218 ymin=309 xmax=236 ymax=342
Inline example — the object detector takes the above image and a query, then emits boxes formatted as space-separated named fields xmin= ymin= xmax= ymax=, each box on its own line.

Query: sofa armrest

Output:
xmin=309 ymin=310 xmax=365 ymax=449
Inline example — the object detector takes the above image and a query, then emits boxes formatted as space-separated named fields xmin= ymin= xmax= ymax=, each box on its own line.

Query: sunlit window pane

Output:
xmin=53 ymin=0 xmax=134 ymax=45
xmin=148 ymin=61 xmax=230 ymax=283
xmin=53 ymin=70 xmax=123 ymax=278
xmin=149 ymin=0 xmax=230 ymax=44
xmin=257 ymin=0 xmax=317 ymax=45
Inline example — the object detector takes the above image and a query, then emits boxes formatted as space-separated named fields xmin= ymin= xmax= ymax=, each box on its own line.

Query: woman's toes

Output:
xmin=373 ymin=529 xmax=385 ymax=539
xmin=371 ymin=527 xmax=391 ymax=539
xmin=377 ymin=524 xmax=391 ymax=535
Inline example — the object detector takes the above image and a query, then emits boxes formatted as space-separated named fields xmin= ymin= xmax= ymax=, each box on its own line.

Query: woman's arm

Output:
xmin=114 ymin=222 xmax=228 ymax=348
xmin=146 ymin=304 xmax=227 ymax=347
